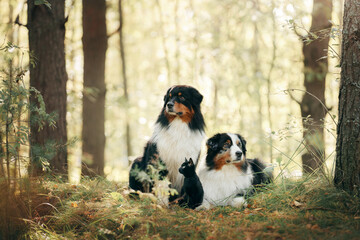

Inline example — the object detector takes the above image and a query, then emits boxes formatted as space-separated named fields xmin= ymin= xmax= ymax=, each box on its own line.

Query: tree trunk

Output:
xmin=266 ymin=0 xmax=277 ymax=163
xmin=119 ymin=0 xmax=132 ymax=162
xmin=82 ymin=0 xmax=107 ymax=176
xmin=253 ymin=21 xmax=265 ymax=157
xmin=300 ymin=0 xmax=332 ymax=174
xmin=27 ymin=0 xmax=68 ymax=175
xmin=334 ymin=0 xmax=360 ymax=195
xmin=155 ymin=0 xmax=171 ymax=86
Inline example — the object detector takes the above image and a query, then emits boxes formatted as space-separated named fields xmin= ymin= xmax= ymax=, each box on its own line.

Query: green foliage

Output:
xmin=0 ymin=42 xmax=58 ymax=178
xmin=130 ymin=158 xmax=178 ymax=197
xmin=0 ymin=41 xmax=61 ymax=239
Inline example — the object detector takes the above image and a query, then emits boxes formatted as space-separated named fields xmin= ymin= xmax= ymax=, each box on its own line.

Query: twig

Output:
xmin=285 ymin=89 xmax=302 ymax=105
xmin=14 ymin=15 xmax=28 ymax=29
xmin=284 ymin=88 xmax=337 ymax=125
xmin=108 ymin=26 xmax=120 ymax=39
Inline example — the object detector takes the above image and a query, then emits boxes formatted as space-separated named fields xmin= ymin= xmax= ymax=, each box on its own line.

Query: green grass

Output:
xmin=3 ymin=176 xmax=359 ymax=240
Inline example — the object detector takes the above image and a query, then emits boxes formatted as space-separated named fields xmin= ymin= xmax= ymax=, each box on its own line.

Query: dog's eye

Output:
xmin=179 ymin=96 xmax=185 ymax=101
xmin=223 ymin=140 xmax=231 ymax=148
xmin=236 ymin=140 xmax=241 ymax=146
xmin=222 ymin=143 xmax=230 ymax=150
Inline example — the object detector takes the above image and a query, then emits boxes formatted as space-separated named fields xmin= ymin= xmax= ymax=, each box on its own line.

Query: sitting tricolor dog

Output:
xmin=197 ymin=133 xmax=272 ymax=209
xmin=129 ymin=85 xmax=206 ymax=194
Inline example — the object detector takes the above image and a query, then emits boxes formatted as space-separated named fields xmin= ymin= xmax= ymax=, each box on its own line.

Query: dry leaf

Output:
xmin=311 ymin=224 xmax=320 ymax=230
xmin=266 ymin=225 xmax=275 ymax=230
xmin=292 ymin=200 xmax=303 ymax=207
xmin=229 ymin=211 xmax=241 ymax=216
xmin=218 ymin=213 xmax=224 ymax=219
xmin=272 ymin=210 xmax=280 ymax=216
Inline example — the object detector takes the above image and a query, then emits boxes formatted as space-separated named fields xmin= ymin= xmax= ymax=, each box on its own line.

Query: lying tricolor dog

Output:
xmin=196 ymin=133 xmax=272 ymax=209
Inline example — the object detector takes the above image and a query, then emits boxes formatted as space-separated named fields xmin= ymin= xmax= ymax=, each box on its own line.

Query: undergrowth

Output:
xmin=13 ymin=176 xmax=359 ymax=240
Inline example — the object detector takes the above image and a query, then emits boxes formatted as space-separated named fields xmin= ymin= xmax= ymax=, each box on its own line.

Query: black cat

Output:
xmin=178 ymin=158 xmax=204 ymax=209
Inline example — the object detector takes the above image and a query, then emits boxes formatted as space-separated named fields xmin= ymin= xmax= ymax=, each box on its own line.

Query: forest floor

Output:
xmin=3 ymin=176 xmax=360 ymax=239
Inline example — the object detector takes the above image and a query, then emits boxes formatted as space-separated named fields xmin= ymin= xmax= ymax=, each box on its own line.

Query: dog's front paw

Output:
xmin=195 ymin=200 xmax=211 ymax=210
xmin=231 ymin=196 xmax=247 ymax=208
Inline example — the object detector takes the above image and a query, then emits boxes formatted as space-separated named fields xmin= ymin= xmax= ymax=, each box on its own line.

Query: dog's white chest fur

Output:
xmin=198 ymin=164 xmax=253 ymax=206
xmin=151 ymin=119 xmax=205 ymax=192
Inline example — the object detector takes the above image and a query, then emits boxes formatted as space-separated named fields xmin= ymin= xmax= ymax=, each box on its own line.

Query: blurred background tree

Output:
xmin=289 ymin=0 xmax=333 ymax=174
xmin=81 ymin=0 xmax=107 ymax=177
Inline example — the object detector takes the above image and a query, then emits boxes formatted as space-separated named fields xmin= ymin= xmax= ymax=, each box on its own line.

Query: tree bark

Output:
xmin=300 ymin=0 xmax=332 ymax=174
xmin=334 ymin=0 xmax=360 ymax=195
xmin=27 ymin=0 xmax=68 ymax=175
xmin=82 ymin=0 xmax=107 ymax=176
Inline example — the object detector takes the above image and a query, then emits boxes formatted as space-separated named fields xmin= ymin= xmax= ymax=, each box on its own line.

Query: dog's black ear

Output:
xmin=237 ymin=134 xmax=247 ymax=153
xmin=163 ymin=87 xmax=171 ymax=102
xmin=206 ymin=134 xmax=221 ymax=150
xmin=190 ymin=87 xmax=203 ymax=105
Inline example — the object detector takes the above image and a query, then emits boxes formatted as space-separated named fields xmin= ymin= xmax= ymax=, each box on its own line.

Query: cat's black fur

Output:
xmin=178 ymin=158 xmax=204 ymax=209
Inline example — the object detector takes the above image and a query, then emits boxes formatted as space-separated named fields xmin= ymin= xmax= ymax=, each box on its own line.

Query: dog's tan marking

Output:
xmin=164 ymin=109 xmax=176 ymax=122
xmin=214 ymin=151 xmax=231 ymax=170
xmin=233 ymin=161 xmax=245 ymax=171
xmin=174 ymin=102 xmax=194 ymax=123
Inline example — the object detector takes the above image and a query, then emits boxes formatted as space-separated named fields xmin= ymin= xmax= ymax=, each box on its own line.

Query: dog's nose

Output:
xmin=167 ymin=102 xmax=174 ymax=108
xmin=235 ymin=151 xmax=242 ymax=159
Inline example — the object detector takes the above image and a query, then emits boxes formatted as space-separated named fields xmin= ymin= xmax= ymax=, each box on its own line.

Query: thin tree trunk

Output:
xmin=155 ymin=0 xmax=171 ymax=86
xmin=82 ymin=0 xmax=107 ymax=177
xmin=188 ymin=0 xmax=199 ymax=84
xmin=334 ymin=0 xmax=360 ymax=195
xmin=213 ymin=80 xmax=218 ymax=126
xmin=253 ymin=21 xmax=265 ymax=157
xmin=266 ymin=0 xmax=277 ymax=163
xmin=119 ymin=0 xmax=132 ymax=162
xmin=27 ymin=0 xmax=68 ymax=176
xmin=300 ymin=0 xmax=332 ymax=174
xmin=174 ymin=0 xmax=180 ymax=84
xmin=8 ymin=0 xmax=15 ymax=185
xmin=0 ymin=131 xmax=4 ymax=178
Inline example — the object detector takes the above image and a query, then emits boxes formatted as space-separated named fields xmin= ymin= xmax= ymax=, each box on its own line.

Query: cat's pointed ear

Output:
xmin=188 ymin=158 xmax=194 ymax=166
xmin=184 ymin=157 xmax=188 ymax=163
